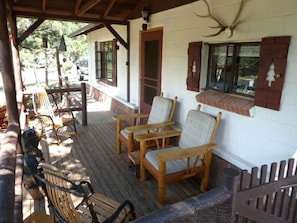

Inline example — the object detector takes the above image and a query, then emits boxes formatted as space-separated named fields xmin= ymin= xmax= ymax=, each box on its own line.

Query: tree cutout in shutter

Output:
xmin=187 ymin=42 xmax=202 ymax=92
xmin=266 ymin=63 xmax=280 ymax=87
xmin=255 ymin=36 xmax=290 ymax=110
xmin=192 ymin=61 xmax=196 ymax=73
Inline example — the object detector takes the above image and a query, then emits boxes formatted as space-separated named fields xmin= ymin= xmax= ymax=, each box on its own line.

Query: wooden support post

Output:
xmin=9 ymin=18 xmax=24 ymax=93
xmin=65 ymin=76 xmax=71 ymax=107
xmin=56 ymin=48 xmax=63 ymax=100
xmin=223 ymin=168 xmax=240 ymax=223
xmin=0 ymin=7 xmax=19 ymax=123
xmin=0 ymin=1 xmax=22 ymax=222
xmin=14 ymin=152 xmax=24 ymax=222
xmin=81 ymin=82 xmax=87 ymax=126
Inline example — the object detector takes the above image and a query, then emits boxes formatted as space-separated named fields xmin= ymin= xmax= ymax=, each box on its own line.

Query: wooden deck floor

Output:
xmin=23 ymin=109 xmax=202 ymax=220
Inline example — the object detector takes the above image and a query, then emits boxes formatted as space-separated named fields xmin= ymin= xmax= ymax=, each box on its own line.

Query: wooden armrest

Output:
xmin=36 ymin=114 xmax=53 ymax=120
xmin=125 ymin=121 xmax=174 ymax=133
xmin=157 ymin=143 xmax=217 ymax=162
xmin=112 ymin=113 xmax=149 ymax=121
xmin=56 ymin=108 xmax=71 ymax=113
xmin=135 ymin=129 xmax=182 ymax=142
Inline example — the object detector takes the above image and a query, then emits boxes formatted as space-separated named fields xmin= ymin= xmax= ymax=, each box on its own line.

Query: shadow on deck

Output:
xmin=23 ymin=102 xmax=202 ymax=220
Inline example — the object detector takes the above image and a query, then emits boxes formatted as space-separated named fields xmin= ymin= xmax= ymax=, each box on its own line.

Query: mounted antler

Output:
xmin=196 ymin=0 xmax=245 ymax=38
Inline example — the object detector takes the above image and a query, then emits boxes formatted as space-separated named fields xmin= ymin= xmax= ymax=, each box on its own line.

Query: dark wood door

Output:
xmin=140 ymin=29 xmax=163 ymax=115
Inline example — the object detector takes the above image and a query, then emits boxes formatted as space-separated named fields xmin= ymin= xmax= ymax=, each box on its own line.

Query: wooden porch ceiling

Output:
xmin=7 ymin=0 xmax=197 ymax=24
xmin=8 ymin=0 xmax=139 ymax=24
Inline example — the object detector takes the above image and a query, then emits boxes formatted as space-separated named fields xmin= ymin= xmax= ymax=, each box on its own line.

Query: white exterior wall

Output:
xmin=87 ymin=25 xmax=128 ymax=100
xmin=87 ymin=0 xmax=297 ymax=171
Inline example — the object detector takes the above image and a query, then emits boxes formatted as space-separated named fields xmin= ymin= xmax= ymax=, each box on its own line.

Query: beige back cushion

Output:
xmin=147 ymin=96 xmax=173 ymax=124
xmin=178 ymin=110 xmax=216 ymax=148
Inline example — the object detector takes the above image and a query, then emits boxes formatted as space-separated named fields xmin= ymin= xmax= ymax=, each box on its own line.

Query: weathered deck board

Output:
xmin=23 ymin=111 xmax=202 ymax=219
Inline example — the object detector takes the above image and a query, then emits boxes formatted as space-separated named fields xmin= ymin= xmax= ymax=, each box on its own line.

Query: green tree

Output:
xmin=17 ymin=18 xmax=87 ymax=69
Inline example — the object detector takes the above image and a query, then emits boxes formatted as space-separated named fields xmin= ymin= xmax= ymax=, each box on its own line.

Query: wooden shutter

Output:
xmin=112 ymin=39 xmax=117 ymax=86
xmin=187 ymin=41 xmax=202 ymax=92
xmin=254 ymin=36 xmax=291 ymax=110
xmin=95 ymin=41 xmax=101 ymax=79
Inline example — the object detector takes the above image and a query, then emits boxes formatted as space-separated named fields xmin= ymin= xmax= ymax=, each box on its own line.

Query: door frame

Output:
xmin=140 ymin=28 xmax=163 ymax=114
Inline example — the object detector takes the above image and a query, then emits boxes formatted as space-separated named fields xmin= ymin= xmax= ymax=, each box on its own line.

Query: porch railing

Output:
xmin=0 ymin=82 xmax=88 ymax=222
xmin=131 ymin=168 xmax=240 ymax=223
xmin=132 ymin=159 xmax=297 ymax=223
xmin=235 ymin=158 xmax=297 ymax=223
xmin=46 ymin=82 xmax=88 ymax=126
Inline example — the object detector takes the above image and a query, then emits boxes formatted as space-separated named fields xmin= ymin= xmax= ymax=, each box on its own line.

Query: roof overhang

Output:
xmin=7 ymin=0 xmax=197 ymax=25
xmin=69 ymin=23 xmax=104 ymax=38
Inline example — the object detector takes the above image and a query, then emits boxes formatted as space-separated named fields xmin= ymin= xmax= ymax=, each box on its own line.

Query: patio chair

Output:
xmin=32 ymin=87 xmax=77 ymax=142
xmin=113 ymin=93 xmax=177 ymax=153
xmin=135 ymin=105 xmax=222 ymax=204
xmin=35 ymin=163 xmax=136 ymax=223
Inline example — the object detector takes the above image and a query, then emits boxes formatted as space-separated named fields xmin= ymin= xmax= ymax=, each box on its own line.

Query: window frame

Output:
xmin=95 ymin=39 xmax=117 ymax=87
xmin=206 ymin=41 xmax=260 ymax=98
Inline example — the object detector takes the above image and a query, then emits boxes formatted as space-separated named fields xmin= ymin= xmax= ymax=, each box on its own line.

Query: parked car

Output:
xmin=76 ymin=59 xmax=88 ymax=81
xmin=35 ymin=61 xmax=46 ymax=69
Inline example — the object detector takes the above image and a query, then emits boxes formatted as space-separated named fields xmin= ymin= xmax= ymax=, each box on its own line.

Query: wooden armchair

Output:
xmin=32 ymin=87 xmax=76 ymax=142
xmin=113 ymin=94 xmax=177 ymax=153
xmin=135 ymin=105 xmax=222 ymax=204
xmin=35 ymin=163 xmax=136 ymax=223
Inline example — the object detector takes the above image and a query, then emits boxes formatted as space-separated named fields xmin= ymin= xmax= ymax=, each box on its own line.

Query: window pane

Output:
xmin=233 ymin=45 xmax=260 ymax=96
xmin=208 ymin=45 xmax=228 ymax=91
xmin=107 ymin=70 xmax=113 ymax=81
xmin=99 ymin=41 xmax=116 ymax=84
xmin=207 ymin=43 xmax=260 ymax=97
xmin=95 ymin=51 xmax=101 ymax=79
xmin=225 ymin=45 xmax=234 ymax=93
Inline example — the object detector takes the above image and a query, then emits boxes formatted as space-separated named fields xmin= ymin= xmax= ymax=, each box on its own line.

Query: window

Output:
xmin=207 ymin=42 xmax=260 ymax=97
xmin=95 ymin=39 xmax=117 ymax=86
xmin=197 ymin=37 xmax=290 ymax=115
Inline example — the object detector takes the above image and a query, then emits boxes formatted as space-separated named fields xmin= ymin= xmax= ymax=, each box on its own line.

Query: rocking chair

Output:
xmin=35 ymin=163 xmax=136 ymax=223
xmin=135 ymin=105 xmax=222 ymax=204
xmin=32 ymin=87 xmax=77 ymax=142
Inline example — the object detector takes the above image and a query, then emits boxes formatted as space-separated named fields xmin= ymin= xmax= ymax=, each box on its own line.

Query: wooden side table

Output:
xmin=128 ymin=151 xmax=140 ymax=178
xmin=128 ymin=149 xmax=153 ymax=178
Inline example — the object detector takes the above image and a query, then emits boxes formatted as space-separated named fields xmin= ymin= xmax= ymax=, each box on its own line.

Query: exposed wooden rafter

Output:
xmin=42 ymin=0 xmax=47 ymax=11
xmin=11 ymin=7 xmax=128 ymax=24
xmin=77 ymin=0 xmax=101 ymax=16
xmin=105 ymin=24 xmax=128 ymax=49
xmin=9 ymin=0 xmax=197 ymax=24
xmin=74 ymin=0 xmax=82 ymax=16
xmin=18 ymin=19 xmax=45 ymax=44
xmin=101 ymin=0 xmax=116 ymax=18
